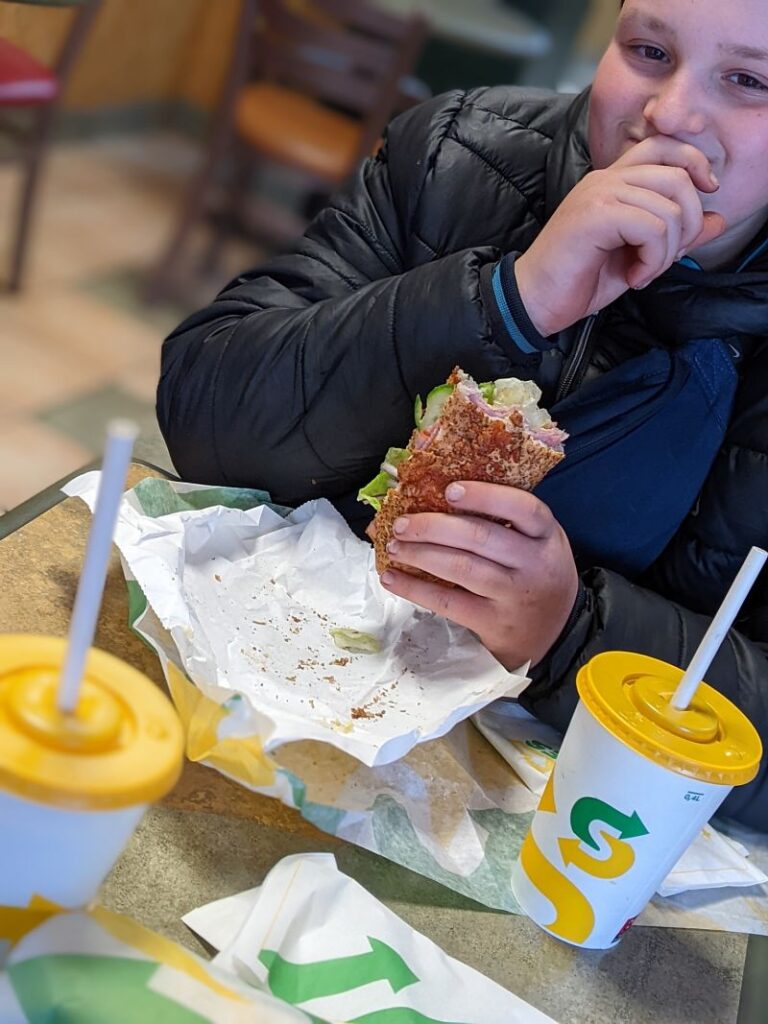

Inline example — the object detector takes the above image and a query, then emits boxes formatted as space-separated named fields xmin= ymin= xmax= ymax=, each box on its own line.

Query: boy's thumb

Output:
xmin=694 ymin=211 xmax=727 ymax=249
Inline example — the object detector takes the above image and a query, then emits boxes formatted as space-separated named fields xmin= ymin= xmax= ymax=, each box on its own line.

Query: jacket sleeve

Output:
xmin=520 ymin=568 xmax=768 ymax=830
xmin=157 ymin=92 xmax=525 ymax=515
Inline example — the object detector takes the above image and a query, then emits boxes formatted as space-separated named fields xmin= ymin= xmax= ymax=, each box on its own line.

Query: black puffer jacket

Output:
xmin=159 ymin=86 xmax=768 ymax=829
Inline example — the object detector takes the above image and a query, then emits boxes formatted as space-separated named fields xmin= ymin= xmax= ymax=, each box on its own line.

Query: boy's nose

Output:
xmin=642 ymin=72 xmax=708 ymax=138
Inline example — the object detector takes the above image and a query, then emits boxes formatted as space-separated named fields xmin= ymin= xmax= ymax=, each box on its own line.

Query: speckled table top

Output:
xmin=0 ymin=464 xmax=760 ymax=1024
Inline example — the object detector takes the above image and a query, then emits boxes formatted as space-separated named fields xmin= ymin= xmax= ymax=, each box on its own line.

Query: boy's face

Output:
xmin=589 ymin=0 xmax=768 ymax=250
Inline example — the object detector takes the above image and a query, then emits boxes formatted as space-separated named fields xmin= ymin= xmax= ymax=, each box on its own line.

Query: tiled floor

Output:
xmin=0 ymin=134 xmax=263 ymax=514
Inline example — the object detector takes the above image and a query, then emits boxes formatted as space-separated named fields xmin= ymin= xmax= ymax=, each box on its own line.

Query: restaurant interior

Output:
xmin=2 ymin=4 xmax=765 ymax=1024
xmin=0 ymin=0 xmax=613 ymax=515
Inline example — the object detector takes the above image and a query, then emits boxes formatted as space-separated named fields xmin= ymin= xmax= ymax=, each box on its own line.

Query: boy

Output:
xmin=158 ymin=0 xmax=768 ymax=828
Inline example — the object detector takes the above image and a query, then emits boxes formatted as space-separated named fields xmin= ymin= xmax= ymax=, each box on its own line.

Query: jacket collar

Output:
xmin=626 ymin=263 xmax=768 ymax=344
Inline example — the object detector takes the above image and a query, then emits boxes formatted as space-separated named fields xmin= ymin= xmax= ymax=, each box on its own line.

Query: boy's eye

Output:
xmin=726 ymin=72 xmax=768 ymax=92
xmin=630 ymin=44 xmax=668 ymax=62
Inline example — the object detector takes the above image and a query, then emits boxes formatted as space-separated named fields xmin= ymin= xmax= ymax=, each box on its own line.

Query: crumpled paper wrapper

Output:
xmin=657 ymin=825 xmax=768 ymax=898
xmin=63 ymin=476 xmax=768 ymax=934
xmin=64 ymin=473 xmax=527 ymax=767
xmin=184 ymin=853 xmax=558 ymax=1024
xmin=0 ymin=900 xmax=324 ymax=1023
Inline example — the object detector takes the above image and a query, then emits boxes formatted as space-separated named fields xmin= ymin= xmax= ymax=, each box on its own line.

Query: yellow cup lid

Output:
xmin=0 ymin=635 xmax=184 ymax=810
xmin=577 ymin=652 xmax=763 ymax=786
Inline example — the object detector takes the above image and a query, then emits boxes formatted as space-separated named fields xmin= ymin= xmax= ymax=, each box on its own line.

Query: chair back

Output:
xmin=0 ymin=0 xmax=102 ymax=289
xmin=0 ymin=0 xmax=101 ymax=82
xmin=254 ymin=0 xmax=428 ymax=161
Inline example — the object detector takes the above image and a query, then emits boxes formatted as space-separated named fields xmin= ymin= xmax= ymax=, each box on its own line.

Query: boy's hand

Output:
xmin=378 ymin=482 xmax=579 ymax=671
xmin=515 ymin=136 xmax=726 ymax=337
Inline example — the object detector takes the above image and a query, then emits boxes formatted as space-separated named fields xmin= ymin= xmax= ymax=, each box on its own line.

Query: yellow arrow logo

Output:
xmin=538 ymin=772 xmax=557 ymax=813
xmin=519 ymin=832 xmax=595 ymax=945
xmin=558 ymin=832 xmax=636 ymax=879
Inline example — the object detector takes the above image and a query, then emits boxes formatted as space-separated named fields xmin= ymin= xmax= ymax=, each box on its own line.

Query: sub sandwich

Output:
xmin=358 ymin=367 xmax=567 ymax=575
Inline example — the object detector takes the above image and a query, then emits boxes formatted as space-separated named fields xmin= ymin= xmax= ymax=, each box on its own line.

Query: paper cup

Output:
xmin=511 ymin=652 xmax=762 ymax=949
xmin=0 ymin=635 xmax=184 ymax=908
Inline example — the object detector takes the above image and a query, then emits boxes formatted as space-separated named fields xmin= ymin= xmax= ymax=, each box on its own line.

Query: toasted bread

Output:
xmin=372 ymin=369 xmax=565 ymax=576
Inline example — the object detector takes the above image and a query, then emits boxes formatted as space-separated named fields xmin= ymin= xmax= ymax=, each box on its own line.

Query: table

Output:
xmin=0 ymin=462 xmax=764 ymax=1024
xmin=374 ymin=0 xmax=551 ymax=60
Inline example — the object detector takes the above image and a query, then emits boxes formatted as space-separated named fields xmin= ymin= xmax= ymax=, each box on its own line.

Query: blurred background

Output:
xmin=0 ymin=0 xmax=616 ymax=517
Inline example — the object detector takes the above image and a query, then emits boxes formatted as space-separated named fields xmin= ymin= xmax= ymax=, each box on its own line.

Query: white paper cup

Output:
xmin=0 ymin=635 xmax=184 ymax=908
xmin=0 ymin=791 xmax=147 ymax=908
xmin=511 ymin=652 xmax=762 ymax=948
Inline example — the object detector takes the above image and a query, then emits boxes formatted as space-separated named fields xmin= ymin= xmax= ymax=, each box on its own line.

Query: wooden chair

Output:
xmin=0 ymin=0 xmax=101 ymax=291
xmin=145 ymin=0 xmax=429 ymax=303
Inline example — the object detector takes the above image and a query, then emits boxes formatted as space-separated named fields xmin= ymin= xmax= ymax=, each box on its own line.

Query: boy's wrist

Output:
xmin=486 ymin=255 xmax=557 ymax=357
xmin=528 ymin=581 xmax=588 ymax=679
xmin=514 ymin=252 xmax=558 ymax=337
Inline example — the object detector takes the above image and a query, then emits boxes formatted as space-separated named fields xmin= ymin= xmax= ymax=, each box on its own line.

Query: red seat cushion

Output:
xmin=0 ymin=37 xmax=58 ymax=106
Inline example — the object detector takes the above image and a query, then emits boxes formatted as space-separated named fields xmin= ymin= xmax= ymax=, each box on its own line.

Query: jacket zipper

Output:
xmin=555 ymin=313 xmax=598 ymax=403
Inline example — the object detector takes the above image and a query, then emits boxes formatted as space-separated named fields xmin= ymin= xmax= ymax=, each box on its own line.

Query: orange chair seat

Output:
xmin=235 ymin=82 xmax=362 ymax=183
xmin=0 ymin=38 xmax=59 ymax=106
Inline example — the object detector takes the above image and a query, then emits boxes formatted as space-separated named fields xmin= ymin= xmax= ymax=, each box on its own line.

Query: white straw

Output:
xmin=57 ymin=420 xmax=138 ymax=714
xmin=671 ymin=546 xmax=768 ymax=710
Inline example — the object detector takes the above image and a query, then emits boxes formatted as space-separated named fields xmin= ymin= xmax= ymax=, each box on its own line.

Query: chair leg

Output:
xmin=143 ymin=115 xmax=241 ymax=305
xmin=199 ymin=138 xmax=253 ymax=277
xmin=8 ymin=104 xmax=58 ymax=292
xmin=143 ymin=0 xmax=260 ymax=304
xmin=143 ymin=146 xmax=221 ymax=304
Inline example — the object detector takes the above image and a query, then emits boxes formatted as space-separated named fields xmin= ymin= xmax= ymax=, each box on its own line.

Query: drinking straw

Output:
xmin=57 ymin=420 xmax=138 ymax=713
xmin=671 ymin=546 xmax=768 ymax=710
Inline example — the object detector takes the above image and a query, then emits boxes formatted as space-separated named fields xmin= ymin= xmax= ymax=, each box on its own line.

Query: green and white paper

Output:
xmin=0 ymin=903 xmax=325 ymax=1023
xmin=184 ymin=852 xmax=558 ymax=1023
xmin=63 ymin=476 xmax=768 ymax=934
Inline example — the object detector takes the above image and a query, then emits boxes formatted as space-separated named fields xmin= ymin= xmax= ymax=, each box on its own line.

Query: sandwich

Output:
xmin=358 ymin=367 xmax=567 ymax=576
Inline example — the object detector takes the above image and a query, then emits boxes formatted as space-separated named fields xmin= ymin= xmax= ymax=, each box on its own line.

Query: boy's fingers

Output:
xmin=691 ymin=211 xmax=727 ymax=249
xmin=620 ymin=167 xmax=704 ymax=251
xmin=386 ymin=508 xmax=543 ymax=570
xmin=613 ymin=205 xmax=677 ymax=288
xmin=385 ymin=540 xmax=511 ymax=599
xmin=616 ymin=136 xmax=719 ymax=194
xmin=443 ymin=482 xmax=555 ymax=539
xmin=618 ymin=185 xmax=683 ymax=270
xmin=380 ymin=567 xmax=488 ymax=632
